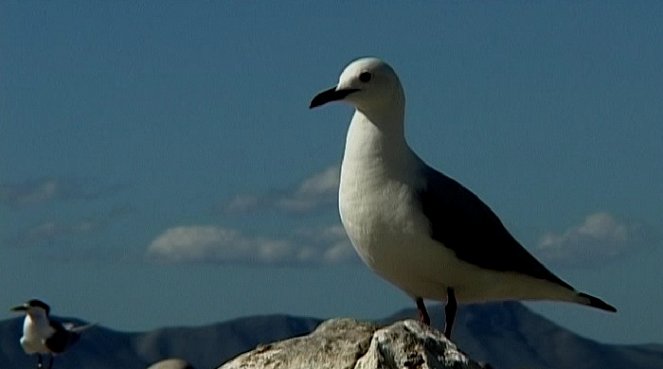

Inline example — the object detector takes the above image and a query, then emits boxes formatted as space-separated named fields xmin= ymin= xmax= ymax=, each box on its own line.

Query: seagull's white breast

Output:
xmin=339 ymin=113 xmax=460 ymax=299
xmin=20 ymin=315 xmax=54 ymax=354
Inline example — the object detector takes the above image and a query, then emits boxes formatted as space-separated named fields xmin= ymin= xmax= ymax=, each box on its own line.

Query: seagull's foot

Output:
xmin=415 ymin=297 xmax=431 ymax=326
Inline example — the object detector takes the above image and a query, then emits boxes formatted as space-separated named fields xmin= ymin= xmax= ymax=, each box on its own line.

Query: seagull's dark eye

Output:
xmin=359 ymin=72 xmax=372 ymax=83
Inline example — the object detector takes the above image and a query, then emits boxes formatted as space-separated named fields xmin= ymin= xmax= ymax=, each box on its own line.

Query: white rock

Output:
xmin=218 ymin=319 xmax=486 ymax=369
xmin=146 ymin=358 xmax=194 ymax=369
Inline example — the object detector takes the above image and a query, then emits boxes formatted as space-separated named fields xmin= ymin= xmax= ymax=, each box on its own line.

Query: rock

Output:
xmin=218 ymin=319 xmax=487 ymax=369
xmin=146 ymin=358 xmax=195 ymax=369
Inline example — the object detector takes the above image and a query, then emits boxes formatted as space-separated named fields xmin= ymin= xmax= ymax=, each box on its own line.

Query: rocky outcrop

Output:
xmin=218 ymin=319 xmax=487 ymax=369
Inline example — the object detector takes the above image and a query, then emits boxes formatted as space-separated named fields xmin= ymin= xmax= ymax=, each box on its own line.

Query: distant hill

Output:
xmin=2 ymin=302 xmax=662 ymax=369
xmin=0 ymin=314 xmax=321 ymax=369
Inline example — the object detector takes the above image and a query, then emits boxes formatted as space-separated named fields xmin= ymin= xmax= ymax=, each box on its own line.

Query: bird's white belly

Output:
xmin=20 ymin=336 xmax=48 ymax=354
xmin=20 ymin=318 xmax=53 ymax=354
xmin=340 ymin=175 xmax=462 ymax=300
xmin=348 ymin=228 xmax=458 ymax=300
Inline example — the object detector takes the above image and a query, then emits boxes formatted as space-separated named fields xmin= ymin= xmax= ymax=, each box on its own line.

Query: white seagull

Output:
xmin=309 ymin=57 xmax=616 ymax=338
xmin=11 ymin=299 xmax=92 ymax=369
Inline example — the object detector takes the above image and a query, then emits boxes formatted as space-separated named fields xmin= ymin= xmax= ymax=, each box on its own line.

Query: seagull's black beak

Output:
xmin=309 ymin=86 xmax=359 ymax=109
xmin=11 ymin=304 xmax=28 ymax=312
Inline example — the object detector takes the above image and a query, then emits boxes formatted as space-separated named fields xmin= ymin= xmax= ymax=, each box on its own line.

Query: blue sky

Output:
xmin=1 ymin=2 xmax=662 ymax=344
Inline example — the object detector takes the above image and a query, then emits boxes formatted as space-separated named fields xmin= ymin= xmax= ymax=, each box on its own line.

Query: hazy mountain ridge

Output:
xmin=2 ymin=302 xmax=661 ymax=369
xmin=1 ymin=314 xmax=321 ymax=369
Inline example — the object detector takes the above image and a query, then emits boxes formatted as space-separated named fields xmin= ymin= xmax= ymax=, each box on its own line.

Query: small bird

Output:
xmin=310 ymin=57 xmax=616 ymax=338
xmin=11 ymin=299 xmax=92 ymax=369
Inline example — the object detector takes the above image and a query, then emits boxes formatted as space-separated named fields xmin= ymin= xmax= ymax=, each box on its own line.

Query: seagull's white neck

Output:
xmin=342 ymin=103 xmax=413 ymax=174
xmin=24 ymin=311 xmax=51 ymax=332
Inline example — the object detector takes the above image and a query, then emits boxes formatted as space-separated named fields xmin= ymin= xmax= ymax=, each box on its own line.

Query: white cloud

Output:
xmin=225 ymin=194 xmax=261 ymax=213
xmin=536 ymin=212 xmax=654 ymax=266
xmin=295 ymin=225 xmax=357 ymax=263
xmin=10 ymin=206 xmax=132 ymax=247
xmin=0 ymin=177 xmax=123 ymax=208
xmin=224 ymin=165 xmax=339 ymax=215
xmin=180 ymin=165 xmax=350 ymax=265
xmin=275 ymin=165 xmax=339 ymax=213
xmin=146 ymin=223 xmax=357 ymax=265
xmin=14 ymin=220 xmax=99 ymax=247
xmin=0 ymin=178 xmax=60 ymax=207
xmin=147 ymin=226 xmax=291 ymax=264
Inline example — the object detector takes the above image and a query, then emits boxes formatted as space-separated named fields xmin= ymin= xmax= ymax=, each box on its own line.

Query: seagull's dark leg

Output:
xmin=444 ymin=287 xmax=457 ymax=339
xmin=37 ymin=354 xmax=43 ymax=369
xmin=415 ymin=297 xmax=430 ymax=326
xmin=47 ymin=354 xmax=54 ymax=369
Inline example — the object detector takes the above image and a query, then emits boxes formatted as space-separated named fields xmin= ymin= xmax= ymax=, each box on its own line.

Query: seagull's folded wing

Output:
xmin=417 ymin=166 xmax=572 ymax=289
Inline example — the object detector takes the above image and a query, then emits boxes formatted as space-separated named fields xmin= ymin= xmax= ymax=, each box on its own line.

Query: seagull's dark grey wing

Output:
xmin=45 ymin=320 xmax=80 ymax=354
xmin=417 ymin=166 xmax=572 ymax=289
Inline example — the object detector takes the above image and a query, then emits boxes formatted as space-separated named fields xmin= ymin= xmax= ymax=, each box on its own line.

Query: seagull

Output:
xmin=11 ymin=299 xmax=92 ymax=369
xmin=309 ymin=57 xmax=616 ymax=338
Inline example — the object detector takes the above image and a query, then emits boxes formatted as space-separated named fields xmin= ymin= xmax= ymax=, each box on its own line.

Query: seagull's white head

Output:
xmin=11 ymin=299 xmax=51 ymax=318
xmin=310 ymin=57 xmax=405 ymax=114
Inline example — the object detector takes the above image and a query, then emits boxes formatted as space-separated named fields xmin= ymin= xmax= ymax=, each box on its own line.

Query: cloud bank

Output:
xmin=150 ymin=165 xmax=352 ymax=265
xmin=0 ymin=177 xmax=123 ymax=208
xmin=225 ymin=165 xmax=339 ymax=215
xmin=536 ymin=211 xmax=655 ymax=267
xmin=10 ymin=206 xmax=132 ymax=247
xmin=147 ymin=223 xmax=356 ymax=265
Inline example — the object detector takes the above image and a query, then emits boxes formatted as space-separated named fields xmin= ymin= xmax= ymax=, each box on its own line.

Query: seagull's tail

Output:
xmin=576 ymin=292 xmax=617 ymax=312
